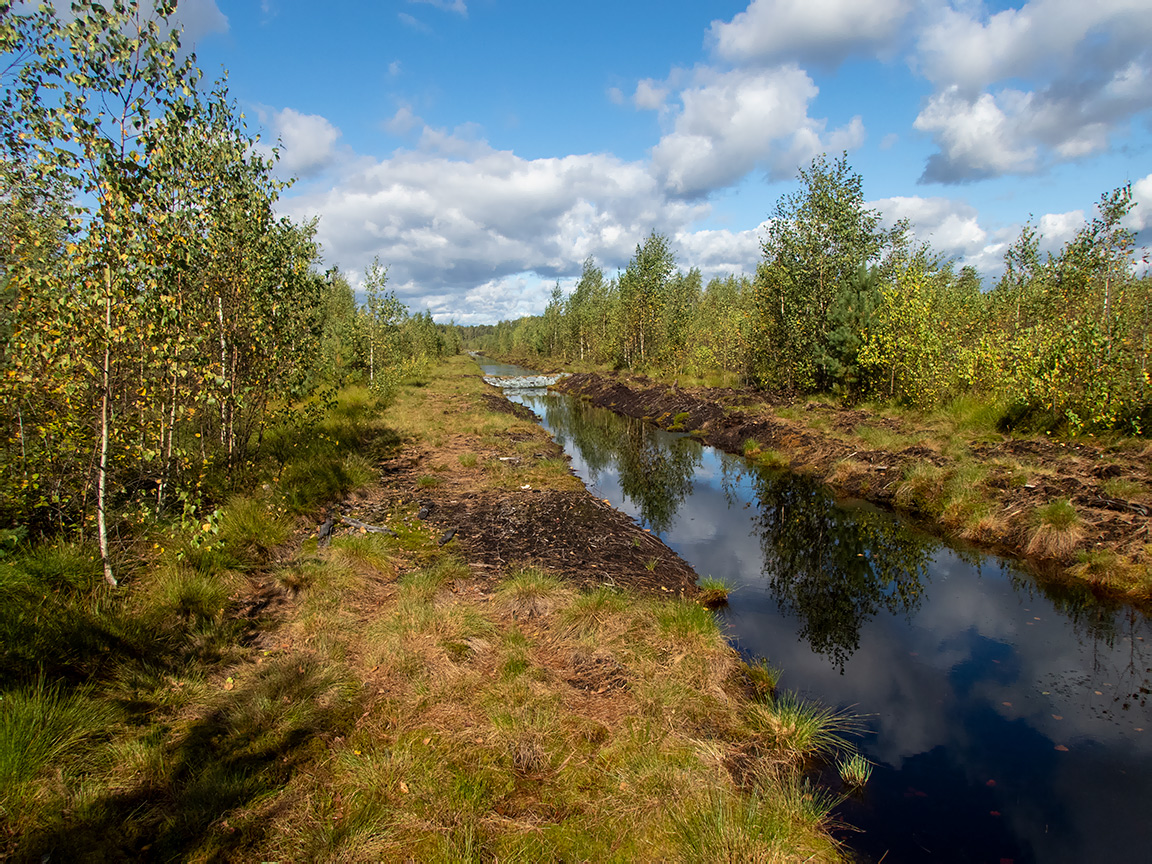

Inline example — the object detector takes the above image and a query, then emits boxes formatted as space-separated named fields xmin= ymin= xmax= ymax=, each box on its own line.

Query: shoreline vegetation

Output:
xmin=1 ymin=357 xmax=865 ymax=861
xmin=493 ymin=355 xmax=1152 ymax=602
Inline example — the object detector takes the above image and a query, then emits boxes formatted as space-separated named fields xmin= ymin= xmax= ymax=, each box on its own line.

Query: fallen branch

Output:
xmin=341 ymin=516 xmax=398 ymax=537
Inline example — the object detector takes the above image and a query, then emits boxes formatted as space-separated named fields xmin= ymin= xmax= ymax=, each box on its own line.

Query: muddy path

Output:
xmin=325 ymin=376 xmax=700 ymax=598
xmin=553 ymin=371 xmax=1152 ymax=600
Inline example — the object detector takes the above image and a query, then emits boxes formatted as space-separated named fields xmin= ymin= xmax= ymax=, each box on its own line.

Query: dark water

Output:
xmin=476 ymin=364 xmax=1152 ymax=863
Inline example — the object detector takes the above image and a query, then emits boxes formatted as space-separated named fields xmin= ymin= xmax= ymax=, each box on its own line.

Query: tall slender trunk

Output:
xmin=217 ymin=294 xmax=227 ymax=446
xmin=98 ymin=266 xmax=117 ymax=587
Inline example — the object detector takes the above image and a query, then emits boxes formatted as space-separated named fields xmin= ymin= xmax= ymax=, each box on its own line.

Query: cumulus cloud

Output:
xmin=281 ymin=123 xmax=724 ymax=322
xmin=873 ymin=195 xmax=988 ymax=256
xmin=916 ymin=0 xmax=1152 ymax=92
xmin=633 ymin=79 xmax=669 ymax=111
xmin=708 ymin=0 xmax=912 ymax=67
xmin=914 ymin=87 xmax=1039 ymax=181
xmin=649 ymin=66 xmax=864 ymax=198
xmin=258 ymin=108 xmax=342 ymax=177
xmin=912 ymin=0 xmax=1152 ymax=183
xmin=1124 ymin=173 xmax=1152 ymax=232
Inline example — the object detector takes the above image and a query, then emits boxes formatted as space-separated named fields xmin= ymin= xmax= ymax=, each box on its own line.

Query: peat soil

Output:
xmin=322 ymin=389 xmax=700 ymax=597
xmin=553 ymin=371 xmax=1152 ymax=598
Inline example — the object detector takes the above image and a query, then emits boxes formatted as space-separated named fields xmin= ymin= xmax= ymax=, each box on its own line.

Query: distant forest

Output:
xmin=475 ymin=154 xmax=1151 ymax=437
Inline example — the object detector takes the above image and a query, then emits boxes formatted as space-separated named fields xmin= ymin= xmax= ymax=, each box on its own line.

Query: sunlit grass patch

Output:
xmin=672 ymin=784 xmax=842 ymax=864
xmin=697 ymin=576 xmax=731 ymax=608
xmin=1026 ymin=498 xmax=1084 ymax=559
xmin=838 ymin=752 xmax=873 ymax=789
xmin=328 ymin=532 xmax=397 ymax=580
xmin=747 ymin=691 xmax=857 ymax=767
xmin=855 ymin=424 xmax=916 ymax=451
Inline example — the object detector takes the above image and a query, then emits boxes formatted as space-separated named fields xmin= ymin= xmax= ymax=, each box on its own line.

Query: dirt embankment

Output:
xmin=334 ymin=374 xmax=700 ymax=598
xmin=554 ymin=371 xmax=1152 ymax=600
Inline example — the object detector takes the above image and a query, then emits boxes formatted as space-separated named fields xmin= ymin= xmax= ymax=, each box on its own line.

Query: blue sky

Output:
xmin=177 ymin=0 xmax=1152 ymax=323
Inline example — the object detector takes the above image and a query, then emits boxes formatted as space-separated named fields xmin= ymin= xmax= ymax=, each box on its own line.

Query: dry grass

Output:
xmin=1026 ymin=498 xmax=1085 ymax=559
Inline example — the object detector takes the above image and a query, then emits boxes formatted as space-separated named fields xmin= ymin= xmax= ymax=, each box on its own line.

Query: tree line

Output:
xmin=477 ymin=154 xmax=1151 ymax=436
xmin=0 ymin=1 xmax=454 ymax=580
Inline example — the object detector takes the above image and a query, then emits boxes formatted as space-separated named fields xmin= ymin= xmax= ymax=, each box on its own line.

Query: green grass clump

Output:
xmin=855 ymin=424 xmax=914 ymax=451
xmin=697 ymin=576 xmax=731 ymax=608
xmin=217 ymin=496 xmax=290 ymax=565
xmin=756 ymin=449 xmax=789 ymax=470
xmin=1102 ymin=476 xmax=1146 ymax=501
xmin=747 ymin=691 xmax=856 ymax=767
xmin=0 ymin=681 xmax=116 ymax=811
xmin=1026 ymin=498 xmax=1084 ymax=559
xmin=838 ymin=752 xmax=873 ymax=789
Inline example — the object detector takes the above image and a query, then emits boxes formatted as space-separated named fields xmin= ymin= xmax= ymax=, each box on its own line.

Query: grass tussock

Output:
xmin=697 ymin=576 xmax=732 ymax=609
xmin=1026 ymin=498 xmax=1085 ymax=559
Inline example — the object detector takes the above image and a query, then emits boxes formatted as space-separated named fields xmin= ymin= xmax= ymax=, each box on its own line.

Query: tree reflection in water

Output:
xmin=739 ymin=463 xmax=935 ymax=668
xmin=539 ymin=396 xmax=700 ymax=534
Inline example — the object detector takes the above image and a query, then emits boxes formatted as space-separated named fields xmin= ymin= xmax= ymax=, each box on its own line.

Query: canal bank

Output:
xmin=480 ymin=360 xmax=1152 ymax=863
xmin=550 ymin=369 xmax=1152 ymax=603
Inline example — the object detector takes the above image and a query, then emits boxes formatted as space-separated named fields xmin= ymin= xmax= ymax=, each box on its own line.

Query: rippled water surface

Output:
xmin=477 ymin=363 xmax=1152 ymax=863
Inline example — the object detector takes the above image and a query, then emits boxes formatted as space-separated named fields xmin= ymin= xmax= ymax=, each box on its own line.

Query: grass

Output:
xmin=854 ymin=423 xmax=916 ymax=451
xmin=1027 ymin=498 xmax=1084 ymax=559
xmin=747 ymin=691 xmax=857 ymax=767
xmin=1102 ymin=476 xmax=1147 ymax=501
xmin=838 ymin=752 xmax=873 ymax=789
xmin=0 ymin=358 xmax=856 ymax=862
xmin=698 ymin=575 xmax=731 ymax=608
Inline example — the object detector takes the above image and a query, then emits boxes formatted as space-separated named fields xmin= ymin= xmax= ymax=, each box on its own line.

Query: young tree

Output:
xmin=752 ymin=153 xmax=888 ymax=393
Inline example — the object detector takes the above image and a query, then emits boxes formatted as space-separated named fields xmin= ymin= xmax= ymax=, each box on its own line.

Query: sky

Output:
xmin=172 ymin=0 xmax=1152 ymax=324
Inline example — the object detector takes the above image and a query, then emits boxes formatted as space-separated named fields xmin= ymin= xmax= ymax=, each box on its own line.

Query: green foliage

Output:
xmin=751 ymin=152 xmax=890 ymax=393
xmin=479 ymin=155 xmax=1150 ymax=440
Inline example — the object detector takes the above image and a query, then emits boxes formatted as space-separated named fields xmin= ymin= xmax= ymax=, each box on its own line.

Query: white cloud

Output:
xmin=650 ymin=66 xmax=865 ymax=198
xmin=258 ymin=107 xmax=342 ymax=177
xmin=633 ymin=79 xmax=668 ymax=111
xmin=916 ymin=0 xmax=1152 ymax=92
xmin=709 ymin=0 xmax=912 ymax=66
xmin=388 ymin=60 xmax=402 ymax=77
xmin=281 ymin=124 xmax=719 ymax=322
xmin=914 ymin=87 xmax=1039 ymax=181
xmin=675 ymin=223 xmax=768 ymax=278
xmin=1124 ymin=173 xmax=1152 ymax=232
xmin=384 ymin=105 xmax=422 ymax=136
xmin=873 ymin=195 xmax=988 ymax=257
xmin=1038 ymin=210 xmax=1087 ymax=250
xmin=397 ymin=12 xmax=431 ymax=33
xmin=173 ymin=0 xmax=228 ymax=41
xmin=912 ymin=0 xmax=1152 ymax=183
xmin=606 ymin=86 xmax=625 ymax=106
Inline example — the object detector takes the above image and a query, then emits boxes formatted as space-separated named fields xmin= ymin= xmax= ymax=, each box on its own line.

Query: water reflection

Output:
xmin=500 ymin=376 xmax=1152 ymax=862
xmin=540 ymin=396 xmax=701 ymax=534
xmin=746 ymin=465 xmax=933 ymax=668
